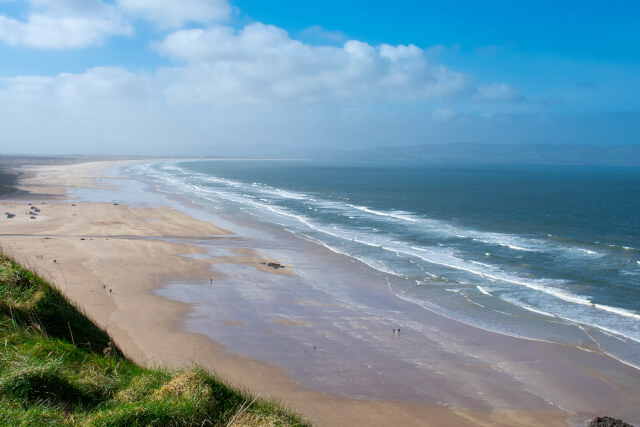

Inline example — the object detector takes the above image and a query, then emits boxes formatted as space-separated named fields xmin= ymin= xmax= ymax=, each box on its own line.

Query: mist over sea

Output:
xmin=131 ymin=160 xmax=640 ymax=368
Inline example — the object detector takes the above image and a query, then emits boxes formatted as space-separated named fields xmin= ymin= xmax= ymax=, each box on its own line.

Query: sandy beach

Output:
xmin=1 ymin=160 xmax=639 ymax=426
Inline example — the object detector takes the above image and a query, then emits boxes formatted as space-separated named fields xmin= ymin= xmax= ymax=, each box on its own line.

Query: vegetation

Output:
xmin=0 ymin=253 xmax=308 ymax=426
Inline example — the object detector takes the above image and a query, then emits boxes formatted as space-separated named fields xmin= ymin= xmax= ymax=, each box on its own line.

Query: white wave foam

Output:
xmin=342 ymin=199 xmax=547 ymax=256
xmin=520 ymin=305 xmax=556 ymax=317
xmin=470 ymin=260 xmax=494 ymax=269
xmin=472 ymin=238 xmax=536 ymax=252
xmin=608 ymin=244 xmax=638 ymax=251
xmin=162 ymin=161 xmax=622 ymax=268
xmin=577 ymin=248 xmax=600 ymax=256
xmin=200 ymin=175 xmax=245 ymax=188
xmin=259 ymin=187 xmax=308 ymax=200
xmin=477 ymin=286 xmax=492 ymax=296
xmin=274 ymin=188 xmax=307 ymax=200
xmin=594 ymin=303 xmax=640 ymax=321
xmin=147 ymin=160 xmax=640 ymax=343
xmin=300 ymin=234 xmax=406 ymax=278
xmin=195 ymin=174 xmax=310 ymax=201
xmin=406 ymin=246 xmax=594 ymax=308
xmin=348 ymin=204 xmax=417 ymax=222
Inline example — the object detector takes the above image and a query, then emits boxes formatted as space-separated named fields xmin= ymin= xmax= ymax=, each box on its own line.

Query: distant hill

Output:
xmin=330 ymin=144 xmax=640 ymax=166
xmin=2 ymin=144 xmax=639 ymax=167
xmin=196 ymin=143 xmax=640 ymax=166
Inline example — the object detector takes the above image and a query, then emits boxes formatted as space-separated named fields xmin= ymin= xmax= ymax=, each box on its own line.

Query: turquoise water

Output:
xmin=131 ymin=160 xmax=640 ymax=368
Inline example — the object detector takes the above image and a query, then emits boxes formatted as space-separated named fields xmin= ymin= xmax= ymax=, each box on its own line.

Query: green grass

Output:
xmin=0 ymin=254 xmax=309 ymax=426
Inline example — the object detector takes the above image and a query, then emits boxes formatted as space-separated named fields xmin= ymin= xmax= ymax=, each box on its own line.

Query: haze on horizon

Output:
xmin=0 ymin=0 xmax=639 ymax=156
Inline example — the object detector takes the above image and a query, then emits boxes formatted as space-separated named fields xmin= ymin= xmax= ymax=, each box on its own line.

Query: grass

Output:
xmin=0 ymin=253 xmax=309 ymax=426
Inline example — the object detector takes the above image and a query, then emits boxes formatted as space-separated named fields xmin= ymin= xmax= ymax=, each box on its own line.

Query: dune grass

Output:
xmin=0 ymin=253 xmax=308 ymax=426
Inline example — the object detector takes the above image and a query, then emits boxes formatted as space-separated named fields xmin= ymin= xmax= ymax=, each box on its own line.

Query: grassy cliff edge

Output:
xmin=0 ymin=253 xmax=308 ymax=426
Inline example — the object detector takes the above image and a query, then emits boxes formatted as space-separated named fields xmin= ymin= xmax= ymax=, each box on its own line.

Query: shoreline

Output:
xmin=286 ymin=223 xmax=640 ymax=372
xmin=1 ymin=160 xmax=639 ymax=426
xmin=139 ymin=159 xmax=640 ymax=372
xmin=135 ymin=157 xmax=640 ymax=373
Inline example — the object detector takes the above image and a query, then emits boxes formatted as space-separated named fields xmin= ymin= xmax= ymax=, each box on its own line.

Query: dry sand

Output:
xmin=0 ymin=161 xmax=635 ymax=426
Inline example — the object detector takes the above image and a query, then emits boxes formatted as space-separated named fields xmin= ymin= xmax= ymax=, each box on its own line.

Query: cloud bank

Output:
xmin=155 ymin=23 xmax=468 ymax=105
xmin=0 ymin=0 xmax=231 ymax=48
xmin=0 ymin=0 xmax=131 ymax=48
xmin=116 ymin=0 xmax=230 ymax=28
xmin=0 ymin=0 xmax=585 ymax=154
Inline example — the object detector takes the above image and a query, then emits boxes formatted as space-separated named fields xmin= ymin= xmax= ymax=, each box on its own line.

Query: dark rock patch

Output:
xmin=261 ymin=262 xmax=286 ymax=270
xmin=589 ymin=416 xmax=635 ymax=427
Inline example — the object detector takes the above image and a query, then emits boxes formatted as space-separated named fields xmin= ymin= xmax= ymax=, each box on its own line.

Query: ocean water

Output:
xmin=130 ymin=160 xmax=640 ymax=368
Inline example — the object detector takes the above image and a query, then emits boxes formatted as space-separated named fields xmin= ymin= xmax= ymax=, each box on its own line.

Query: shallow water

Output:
xmin=128 ymin=160 xmax=640 ymax=369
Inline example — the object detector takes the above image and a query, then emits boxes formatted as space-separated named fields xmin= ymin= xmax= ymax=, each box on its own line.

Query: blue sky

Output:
xmin=0 ymin=0 xmax=639 ymax=154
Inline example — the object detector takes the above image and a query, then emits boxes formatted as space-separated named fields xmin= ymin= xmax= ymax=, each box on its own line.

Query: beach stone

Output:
xmin=588 ymin=416 xmax=634 ymax=427
xmin=260 ymin=262 xmax=285 ymax=269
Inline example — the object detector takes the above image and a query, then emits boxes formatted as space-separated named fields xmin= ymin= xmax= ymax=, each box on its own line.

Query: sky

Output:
xmin=0 ymin=0 xmax=639 ymax=155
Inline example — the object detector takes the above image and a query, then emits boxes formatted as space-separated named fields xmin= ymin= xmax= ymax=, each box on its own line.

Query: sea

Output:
xmin=129 ymin=160 xmax=640 ymax=369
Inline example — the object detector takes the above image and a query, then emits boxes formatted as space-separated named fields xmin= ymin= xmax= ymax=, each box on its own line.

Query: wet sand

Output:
xmin=1 ymin=160 xmax=639 ymax=426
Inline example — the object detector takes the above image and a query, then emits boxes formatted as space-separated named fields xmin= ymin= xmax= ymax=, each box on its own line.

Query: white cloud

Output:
xmin=154 ymin=23 xmax=469 ymax=105
xmin=432 ymin=107 xmax=455 ymax=121
xmin=29 ymin=0 xmax=117 ymax=16
xmin=1 ymin=67 xmax=153 ymax=111
xmin=0 ymin=67 xmax=183 ymax=153
xmin=0 ymin=14 xmax=549 ymax=153
xmin=474 ymin=83 xmax=524 ymax=103
xmin=116 ymin=0 xmax=231 ymax=28
xmin=0 ymin=0 xmax=131 ymax=48
xmin=0 ymin=0 xmax=232 ymax=49
xmin=0 ymin=64 xmax=581 ymax=154
xmin=474 ymin=83 xmax=564 ymax=107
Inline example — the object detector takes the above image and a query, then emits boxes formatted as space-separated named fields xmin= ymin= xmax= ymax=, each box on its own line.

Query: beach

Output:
xmin=1 ymin=160 xmax=639 ymax=426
